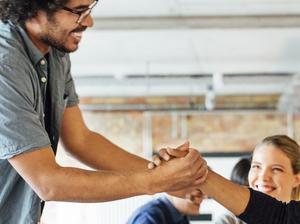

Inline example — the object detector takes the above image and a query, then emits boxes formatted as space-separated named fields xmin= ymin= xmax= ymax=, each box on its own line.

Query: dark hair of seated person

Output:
xmin=230 ymin=157 xmax=251 ymax=186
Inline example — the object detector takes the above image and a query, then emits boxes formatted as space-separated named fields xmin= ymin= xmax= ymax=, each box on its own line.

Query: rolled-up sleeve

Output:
xmin=63 ymin=55 xmax=79 ymax=107
xmin=0 ymin=63 xmax=50 ymax=159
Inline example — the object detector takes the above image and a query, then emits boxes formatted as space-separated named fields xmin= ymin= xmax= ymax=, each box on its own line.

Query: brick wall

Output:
xmin=82 ymin=111 xmax=145 ymax=155
xmin=81 ymin=110 xmax=295 ymax=155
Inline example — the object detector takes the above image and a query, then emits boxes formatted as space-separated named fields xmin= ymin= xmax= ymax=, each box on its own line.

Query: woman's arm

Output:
xmin=200 ymin=170 xmax=299 ymax=224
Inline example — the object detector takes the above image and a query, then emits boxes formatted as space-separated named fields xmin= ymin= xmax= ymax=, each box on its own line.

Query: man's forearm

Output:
xmin=60 ymin=106 xmax=149 ymax=172
xmin=9 ymin=147 xmax=155 ymax=202
xmin=199 ymin=170 xmax=250 ymax=215
xmin=39 ymin=166 xmax=152 ymax=202
xmin=64 ymin=130 xmax=149 ymax=172
xmin=10 ymin=146 xmax=208 ymax=204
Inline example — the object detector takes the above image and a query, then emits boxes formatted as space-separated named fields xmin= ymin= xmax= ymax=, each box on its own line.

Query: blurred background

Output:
xmin=42 ymin=0 xmax=300 ymax=223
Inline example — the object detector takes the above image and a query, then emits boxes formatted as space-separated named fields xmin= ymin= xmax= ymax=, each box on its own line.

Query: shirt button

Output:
xmin=41 ymin=77 xmax=47 ymax=83
xmin=40 ymin=60 xmax=46 ymax=65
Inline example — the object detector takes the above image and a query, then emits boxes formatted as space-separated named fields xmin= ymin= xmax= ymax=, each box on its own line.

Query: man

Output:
xmin=0 ymin=1 xmax=207 ymax=223
xmin=127 ymin=190 xmax=204 ymax=224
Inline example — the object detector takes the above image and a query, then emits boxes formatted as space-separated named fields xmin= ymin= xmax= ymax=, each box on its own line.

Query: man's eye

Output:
xmin=272 ymin=168 xmax=283 ymax=173
xmin=75 ymin=8 xmax=88 ymax=14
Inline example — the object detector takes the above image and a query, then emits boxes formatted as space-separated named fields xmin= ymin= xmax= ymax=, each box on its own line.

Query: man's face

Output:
xmin=40 ymin=0 xmax=95 ymax=53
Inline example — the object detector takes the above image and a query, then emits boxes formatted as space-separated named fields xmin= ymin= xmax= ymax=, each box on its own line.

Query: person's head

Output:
xmin=248 ymin=135 xmax=300 ymax=202
xmin=0 ymin=0 xmax=97 ymax=53
xmin=167 ymin=189 xmax=205 ymax=216
xmin=230 ymin=157 xmax=251 ymax=186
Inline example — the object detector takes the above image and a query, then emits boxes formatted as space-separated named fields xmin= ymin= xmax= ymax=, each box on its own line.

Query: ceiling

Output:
xmin=70 ymin=0 xmax=300 ymax=111
xmin=92 ymin=0 xmax=300 ymax=17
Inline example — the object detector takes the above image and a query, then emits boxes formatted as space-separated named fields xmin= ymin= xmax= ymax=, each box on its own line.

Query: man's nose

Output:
xmin=81 ymin=14 xmax=94 ymax=28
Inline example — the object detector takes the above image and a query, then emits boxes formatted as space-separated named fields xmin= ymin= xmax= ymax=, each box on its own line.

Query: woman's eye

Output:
xmin=251 ymin=164 xmax=260 ymax=169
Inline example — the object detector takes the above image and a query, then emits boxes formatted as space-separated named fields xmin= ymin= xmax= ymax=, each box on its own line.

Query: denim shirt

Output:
xmin=0 ymin=21 xmax=79 ymax=224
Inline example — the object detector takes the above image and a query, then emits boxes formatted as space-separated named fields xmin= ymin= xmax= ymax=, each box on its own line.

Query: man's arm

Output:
xmin=8 ymin=145 xmax=206 ymax=202
xmin=9 ymin=147 xmax=149 ymax=202
xmin=60 ymin=106 xmax=148 ymax=171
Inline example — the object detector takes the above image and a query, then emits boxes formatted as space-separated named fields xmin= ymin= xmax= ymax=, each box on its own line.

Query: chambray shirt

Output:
xmin=0 ymin=21 xmax=79 ymax=224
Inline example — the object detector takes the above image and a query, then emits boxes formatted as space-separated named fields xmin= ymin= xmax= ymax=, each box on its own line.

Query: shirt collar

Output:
xmin=14 ymin=22 xmax=44 ymax=66
xmin=14 ymin=22 xmax=65 ymax=65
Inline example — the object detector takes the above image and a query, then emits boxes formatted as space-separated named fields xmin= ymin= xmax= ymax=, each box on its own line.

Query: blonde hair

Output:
xmin=255 ymin=135 xmax=300 ymax=201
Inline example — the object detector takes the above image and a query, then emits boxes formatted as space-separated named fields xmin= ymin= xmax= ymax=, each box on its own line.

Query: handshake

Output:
xmin=145 ymin=141 xmax=208 ymax=197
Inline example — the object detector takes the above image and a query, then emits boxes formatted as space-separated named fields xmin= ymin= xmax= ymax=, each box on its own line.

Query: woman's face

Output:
xmin=248 ymin=144 xmax=300 ymax=202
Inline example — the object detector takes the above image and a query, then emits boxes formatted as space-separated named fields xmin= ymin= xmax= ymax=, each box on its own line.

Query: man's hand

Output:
xmin=148 ymin=141 xmax=190 ymax=169
xmin=148 ymin=141 xmax=209 ymax=195
xmin=149 ymin=149 xmax=208 ymax=193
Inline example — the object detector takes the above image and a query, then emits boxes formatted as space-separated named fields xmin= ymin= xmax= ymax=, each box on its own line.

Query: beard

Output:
xmin=42 ymin=35 xmax=77 ymax=53
xmin=40 ymin=34 xmax=75 ymax=53
xmin=40 ymin=15 xmax=86 ymax=53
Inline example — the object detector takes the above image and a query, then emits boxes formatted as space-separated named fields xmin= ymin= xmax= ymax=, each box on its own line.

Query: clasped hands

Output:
xmin=147 ymin=141 xmax=208 ymax=201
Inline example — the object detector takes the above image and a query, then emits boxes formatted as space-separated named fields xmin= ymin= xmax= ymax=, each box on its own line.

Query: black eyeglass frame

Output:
xmin=61 ymin=0 xmax=98 ymax=24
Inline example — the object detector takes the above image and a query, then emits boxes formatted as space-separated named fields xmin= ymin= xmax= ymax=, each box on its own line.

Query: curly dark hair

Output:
xmin=0 ymin=0 xmax=69 ymax=23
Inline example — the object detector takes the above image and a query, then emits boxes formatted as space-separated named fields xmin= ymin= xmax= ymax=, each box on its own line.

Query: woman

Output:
xmin=216 ymin=135 xmax=300 ymax=223
xmin=248 ymin=135 xmax=300 ymax=202
xmin=150 ymin=136 xmax=300 ymax=224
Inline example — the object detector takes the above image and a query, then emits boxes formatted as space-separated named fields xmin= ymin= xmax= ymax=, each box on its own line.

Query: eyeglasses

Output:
xmin=61 ymin=0 xmax=98 ymax=24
